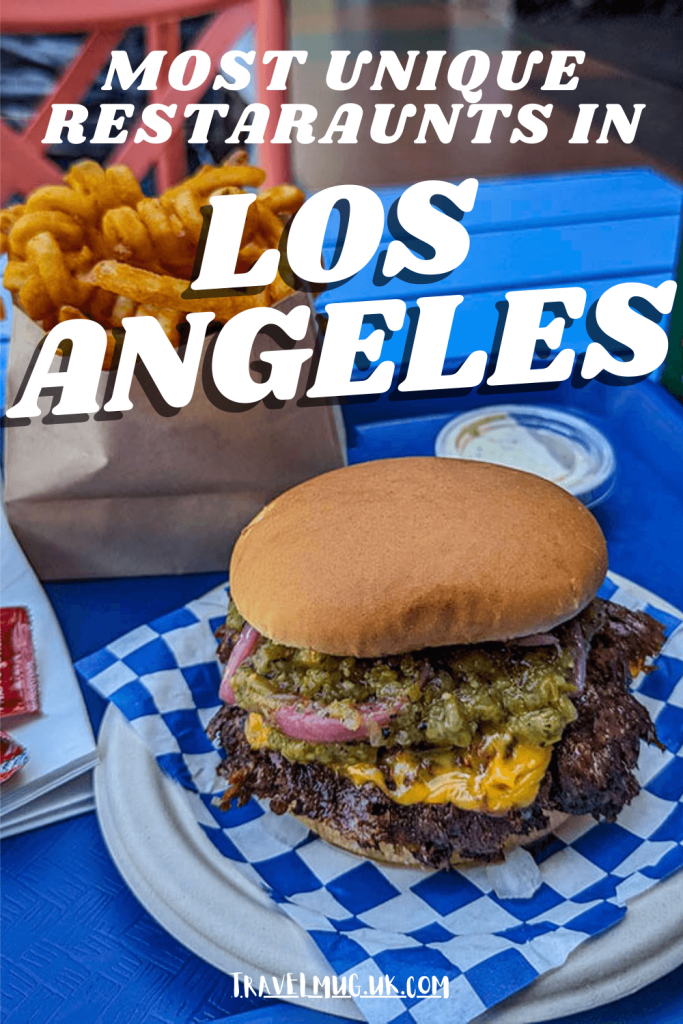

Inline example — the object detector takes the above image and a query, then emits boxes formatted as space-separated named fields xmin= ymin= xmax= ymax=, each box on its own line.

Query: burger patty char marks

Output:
xmin=551 ymin=605 xmax=660 ymax=819
xmin=209 ymin=600 xmax=664 ymax=868
xmin=210 ymin=704 xmax=555 ymax=866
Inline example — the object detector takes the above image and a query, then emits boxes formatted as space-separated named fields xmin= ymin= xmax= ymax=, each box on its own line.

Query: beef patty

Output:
xmin=208 ymin=600 xmax=664 ymax=869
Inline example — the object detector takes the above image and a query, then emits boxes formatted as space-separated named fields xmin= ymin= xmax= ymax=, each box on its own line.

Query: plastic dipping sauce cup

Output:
xmin=435 ymin=405 xmax=616 ymax=509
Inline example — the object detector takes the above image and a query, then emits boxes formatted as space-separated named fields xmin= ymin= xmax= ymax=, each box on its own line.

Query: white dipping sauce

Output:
xmin=435 ymin=406 xmax=616 ymax=507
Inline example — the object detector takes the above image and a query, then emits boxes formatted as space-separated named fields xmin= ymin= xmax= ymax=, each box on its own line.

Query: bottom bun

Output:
xmin=295 ymin=810 xmax=570 ymax=869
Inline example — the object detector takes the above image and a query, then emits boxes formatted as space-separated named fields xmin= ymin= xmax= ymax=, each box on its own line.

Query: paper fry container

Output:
xmin=3 ymin=294 xmax=346 ymax=580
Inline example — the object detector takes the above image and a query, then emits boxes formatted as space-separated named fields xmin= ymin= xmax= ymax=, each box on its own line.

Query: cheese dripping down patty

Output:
xmin=245 ymin=712 xmax=551 ymax=814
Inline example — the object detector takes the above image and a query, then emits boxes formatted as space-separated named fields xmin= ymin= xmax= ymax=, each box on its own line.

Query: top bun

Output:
xmin=230 ymin=457 xmax=607 ymax=657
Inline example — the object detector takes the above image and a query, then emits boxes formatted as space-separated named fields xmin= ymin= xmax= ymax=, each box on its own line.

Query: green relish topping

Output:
xmin=226 ymin=600 xmax=578 ymax=760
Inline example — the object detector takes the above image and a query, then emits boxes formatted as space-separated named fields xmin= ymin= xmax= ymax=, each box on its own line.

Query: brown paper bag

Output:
xmin=3 ymin=295 xmax=346 ymax=579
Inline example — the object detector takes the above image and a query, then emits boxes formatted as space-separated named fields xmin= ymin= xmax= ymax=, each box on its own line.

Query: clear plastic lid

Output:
xmin=435 ymin=405 xmax=616 ymax=508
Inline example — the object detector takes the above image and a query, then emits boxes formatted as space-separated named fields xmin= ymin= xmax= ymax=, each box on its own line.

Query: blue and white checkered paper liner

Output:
xmin=77 ymin=571 xmax=683 ymax=1024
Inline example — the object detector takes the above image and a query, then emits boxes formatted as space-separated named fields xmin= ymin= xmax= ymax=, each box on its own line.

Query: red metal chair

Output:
xmin=0 ymin=0 xmax=290 ymax=202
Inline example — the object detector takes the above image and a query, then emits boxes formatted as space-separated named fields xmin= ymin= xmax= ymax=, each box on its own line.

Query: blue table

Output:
xmin=3 ymin=168 xmax=683 ymax=1022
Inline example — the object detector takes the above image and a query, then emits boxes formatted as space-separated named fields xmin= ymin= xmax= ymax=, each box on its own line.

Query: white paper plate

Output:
xmin=96 ymin=704 xmax=683 ymax=1022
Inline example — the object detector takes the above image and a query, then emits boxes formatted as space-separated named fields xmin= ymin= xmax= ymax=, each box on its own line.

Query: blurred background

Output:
xmin=2 ymin=0 xmax=682 ymax=193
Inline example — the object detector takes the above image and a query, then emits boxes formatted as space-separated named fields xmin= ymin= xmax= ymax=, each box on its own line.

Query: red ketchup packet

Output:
xmin=0 ymin=731 xmax=29 ymax=783
xmin=1 ymin=606 xmax=40 ymax=718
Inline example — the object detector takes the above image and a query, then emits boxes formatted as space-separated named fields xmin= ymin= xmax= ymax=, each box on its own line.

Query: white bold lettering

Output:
xmin=185 ymin=104 xmax=230 ymax=144
xmin=541 ymin=51 xmax=585 ymax=90
xmin=415 ymin=104 xmax=463 ymax=144
xmin=41 ymin=105 xmax=88 ymax=144
xmin=271 ymin=104 xmax=317 ymax=143
xmin=468 ymin=103 xmax=513 ymax=144
xmin=212 ymin=304 xmax=312 ymax=403
xmin=213 ymin=51 xmax=255 ymax=91
xmin=287 ymin=184 xmax=385 ymax=284
xmin=497 ymin=50 xmax=544 ymax=90
xmin=103 ymin=50 xmax=166 ymax=91
xmin=370 ymin=51 xmax=419 ymax=90
xmin=225 ymin=103 xmax=270 ymax=144
xmin=569 ymin=103 xmax=598 ymax=143
xmin=263 ymin=51 xmax=307 ymax=90
xmin=168 ymin=50 xmax=212 ymax=91
xmin=596 ymin=104 xmax=646 ymax=144
xmin=447 ymin=50 xmax=490 ymax=103
xmin=486 ymin=287 xmax=587 ymax=385
xmin=192 ymin=193 xmax=280 ymax=290
xmin=383 ymin=178 xmax=478 ymax=278
xmin=326 ymin=51 xmax=372 ymax=90
xmin=416 ymin=51 xmax=446 ymax=90
xmin=399 ymin=296 xmax=487 ymax=391
xmin=581 ymin=281 xmax=676 ymax=379
xmin=91 ymin=104 xmax=135 ymax=144
xmin=318 ymin=103 xmax=363 ymax=143
xmin=307 ymin=299 xmax=405 ymax=397
xmin=510 ymin=103 xmax=553 ymax=144
xmin=6 ymin=319 xmax=107 ymax=418
xmin=370 ymin=103 xmax=417 ymax=143
xmin=134 ymin=104 xmax=177 ymax=144
xmin=104 ymin=312 xmax=213 ymax=411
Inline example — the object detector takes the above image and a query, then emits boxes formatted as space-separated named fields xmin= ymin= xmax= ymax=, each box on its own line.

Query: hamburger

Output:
xmin=208 ymin=457 xmax=664 ymax=869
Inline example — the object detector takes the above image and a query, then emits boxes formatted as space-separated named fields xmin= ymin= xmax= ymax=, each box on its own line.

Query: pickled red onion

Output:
xmin=219 ymin=624 xmax=261 ymax=702
xmin=274 ymin=698 xmax=404 ymax=743
xmin=218 ymin=624 xmax=403 ymax=741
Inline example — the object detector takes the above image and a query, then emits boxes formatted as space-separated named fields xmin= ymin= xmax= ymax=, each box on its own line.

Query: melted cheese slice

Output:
xmin=245 ymin=712 xmax=272 ymax=748
xmin=344 ymin=740 xmax=550 ymax=813
xmin=245 ymin=712 xmax=550 ymax=814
